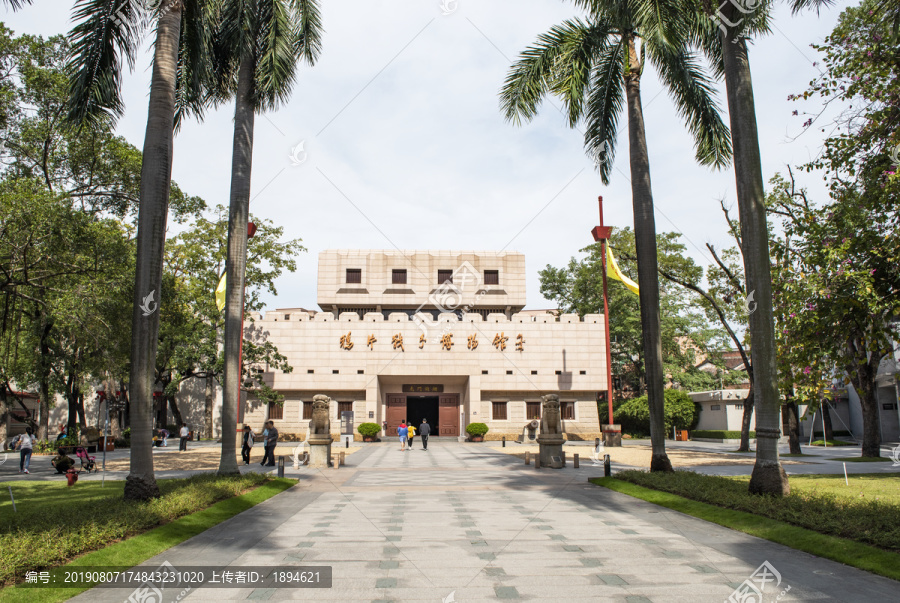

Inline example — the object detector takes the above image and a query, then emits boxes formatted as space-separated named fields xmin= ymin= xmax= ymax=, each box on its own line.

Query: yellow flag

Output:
xmin=215 ymin=272 xmax=227 ymax=312
xmin=607 ymin=245 xmax=639 ymax=295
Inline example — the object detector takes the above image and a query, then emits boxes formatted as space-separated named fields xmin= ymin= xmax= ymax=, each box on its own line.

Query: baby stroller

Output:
xmin=74 ymin=446 xmax=97 ymax=473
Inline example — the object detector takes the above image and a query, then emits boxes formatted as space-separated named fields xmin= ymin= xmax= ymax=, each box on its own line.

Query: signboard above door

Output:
xmin=402 ymin=384 xmax=444 ymax=393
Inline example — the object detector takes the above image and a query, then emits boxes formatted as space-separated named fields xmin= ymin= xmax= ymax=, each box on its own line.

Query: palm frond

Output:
xmin=293 ymin=0 xmax=323 ymax=65
xmin=174 ymin=0 xmax=217 ymax=129
xmin=549 ymin=20 xmax=614 ymax=127
xmin=648 ymin=43 xmax=731 ymax=168
xmin=790 ymin=0 xmax=835 ymax=15
xmin=2 ymin=0 xmax=33 ymax=10
xmin=584 ymin=38 xmax=626 ymax=185
xmin=66 ymin=0 xmax=146 ymax=126
xmin=500 ymin=18 xmax=593 ymax=126
xmin=254 ymin=0 xmax=300 ymax=110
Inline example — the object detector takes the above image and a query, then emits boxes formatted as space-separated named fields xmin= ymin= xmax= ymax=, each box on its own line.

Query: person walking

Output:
xmin=241 ymin=424 xmax=255 ymax=464
xmin=179 ymin=423 xmax=189 ymax=451
xmin=407 ymin=421 xmax=416 ymax=448
xmin=263 ymin=420 xmax=278 ymax=466
xmin=17 ymin=427 xmax=35 ymax=474
xmin=397 ymin=420 xmax=408 ymax=451
xmin=419 ymin=418 xmax=431 ymax=450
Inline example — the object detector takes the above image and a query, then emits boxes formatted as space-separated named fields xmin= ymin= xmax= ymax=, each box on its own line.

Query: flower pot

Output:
xmin=469 ymin=435 xmax=484 ymax=442
xmin=363 ymin=436 xmax=377 ymax=442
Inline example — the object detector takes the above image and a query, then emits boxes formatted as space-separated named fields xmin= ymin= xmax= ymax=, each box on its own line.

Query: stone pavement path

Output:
xmin=71 ymin=440 xmax=898 ymax=602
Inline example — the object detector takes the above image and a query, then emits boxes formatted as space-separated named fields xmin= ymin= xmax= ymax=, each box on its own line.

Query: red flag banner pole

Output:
xmin=592 ymin=197 xmax=620 ymax=445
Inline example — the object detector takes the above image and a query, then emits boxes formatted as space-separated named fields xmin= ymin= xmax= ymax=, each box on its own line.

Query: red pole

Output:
xmin=236 ymin=222 xmax=256 ymax=433
xmin=591 ymin=197 xmax=615 ymax=425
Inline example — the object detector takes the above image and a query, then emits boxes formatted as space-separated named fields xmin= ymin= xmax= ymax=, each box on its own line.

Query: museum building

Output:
xmin=242 ymin=250 xmax=608 ymax=440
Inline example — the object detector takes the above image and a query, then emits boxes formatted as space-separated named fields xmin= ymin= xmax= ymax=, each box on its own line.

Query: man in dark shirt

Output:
xmin=264 ymin=420 xmax=278 ymax=466
xmin=419 ymin=419 xmax=431 ymax=450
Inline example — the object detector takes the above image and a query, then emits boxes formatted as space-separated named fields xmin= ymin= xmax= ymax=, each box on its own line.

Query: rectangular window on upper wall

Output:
xmin=492 ymin=401 xmax=508 ymax=421
xmin=526 ymin=402 xmax=541 ymax=420
xmin=346 ymin=268 xmax=362 ymax=283
xmin=437 ymin=269 xmax=453 ymax=284
xmin=560 ymin=402 xmax=575 ymax=420
xmin=484 ymin=270 xmax=499 ymax=285
xmin=337 ymin=401 xmax=353 ymax=419
xmin=710 ymin=404 xmax=721 ymax=411
xmin=302 ymin=401 xmax=313 ymax=420
xmin=268 ymin=402 xmax=284 ymax=420
xmin=392 ymin=269 xmax=407 ymax=284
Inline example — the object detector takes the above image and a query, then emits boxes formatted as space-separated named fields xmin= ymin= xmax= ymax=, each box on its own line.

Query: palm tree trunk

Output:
xmin=124 ymin=1 xmax=183 ymax=501
xmin=720 ymin=33 xmax=788 ymax=495
xmin=219 ymin=55 xmax=256 ymax=476
xmin=623 ymin=38 xmax=671 ymax=472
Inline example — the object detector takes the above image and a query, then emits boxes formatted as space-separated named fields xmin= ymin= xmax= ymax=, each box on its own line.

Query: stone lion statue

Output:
xmin=540 ymin=394 xmax=562 ymax=435
xmin=309 ymin=395 xmax=331 ymax=435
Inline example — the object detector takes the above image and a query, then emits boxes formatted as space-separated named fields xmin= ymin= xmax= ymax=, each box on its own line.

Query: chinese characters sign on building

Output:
xmin=402 ymin=384 xmax=444 ymax=393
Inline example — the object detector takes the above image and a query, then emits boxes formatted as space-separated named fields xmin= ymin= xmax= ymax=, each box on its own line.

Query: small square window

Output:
xmin=268 ymin=402 xmax=283 ymax=420
xmin=531 ymin=370 xmax=537 ymax=375
xmin=555 ymin=370 xmax=562 ymax=375
xmin=482 ymin=370 xmax=489 ymax=375
xmin=492 ymin=401 xmax=508 ymax=420
xmin=579 ymin=370 xmax=586 ymax=375
xmin=710 ymin=404 xmax=721 ymax=410
xmin=357 ymin=369 xmax=364 ymax=375
xmin=526 ymin=402 xmax=541 ymax=419
xmin=506 ymin=370 xmax=513 ymax=375
xmin=484 ymin=270 xmax=499 ymax=285
xmin=346 ymin=268 xmax=362 ymax=284
xmin=392 ymin=269 xmax=407 ymax=284
xmin=307 ymin=369 xmax=315 ymax=374
xmin=560 ymin=402 xmax=575 ymax=420
xmin=437 ymin=269 xmax=453 ymax=284
xmin=332 ymin=369 xmax=339 ymax=374
xmin=284 ymin=314 xmax=291 ymax=320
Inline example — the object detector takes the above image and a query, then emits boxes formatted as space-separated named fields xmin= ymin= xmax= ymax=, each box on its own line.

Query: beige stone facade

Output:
xmin=242 ymin=250 xmax=607 ymax=441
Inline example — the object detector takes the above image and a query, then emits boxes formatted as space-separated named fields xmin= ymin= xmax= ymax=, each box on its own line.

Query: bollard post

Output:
xmin=595 ymin=437 xmax=600 ymax=449
xmin=340 ymin=451 xmax=346 ymax=467
xmin=525 ymin=451 xmax=530 ymax=465
xmin=603 ymin=454 xmax=611 ymax=477
xmin=562 ymin=451 xmax=566 ymax=467
xmin=345 ymin=438 xmax=349 ymax=449
xmin=534 ymin=455 xmax=541 ymax=469
xmin=502 ymin=436 xmax=506 ymax=448
xmin=277 ymin=456 xmax=285 ymax=478
xmin=573 ymin=453 xmax=579 ymax=469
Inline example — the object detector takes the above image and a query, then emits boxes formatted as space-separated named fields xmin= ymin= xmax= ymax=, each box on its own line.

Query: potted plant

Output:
xmin=465 ymin=422 xmax=489 ymax=442
xmin=357 ymin=422 xmax=381 ymax=442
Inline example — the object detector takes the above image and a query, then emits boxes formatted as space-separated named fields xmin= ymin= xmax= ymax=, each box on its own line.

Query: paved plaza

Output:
xmin=65 ymin=440 xmax=899 ymax=602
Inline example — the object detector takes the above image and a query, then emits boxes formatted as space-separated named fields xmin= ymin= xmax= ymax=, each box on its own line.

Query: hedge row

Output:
xmin=691 ymin=430 xmax=755 ymax=439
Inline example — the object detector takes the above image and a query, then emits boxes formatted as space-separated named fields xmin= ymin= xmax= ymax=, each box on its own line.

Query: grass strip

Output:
xmin=591 ymin=477 xmax=900 ymax=582
xmin=0 ymin=478 xmax=295 ymax=603
xmin=834 ymin=457 xmax=892 ymax=463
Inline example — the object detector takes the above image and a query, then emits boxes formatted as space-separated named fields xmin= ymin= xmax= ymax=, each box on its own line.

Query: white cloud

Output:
xmin=4 ymin=0 xmax=853 ymax=312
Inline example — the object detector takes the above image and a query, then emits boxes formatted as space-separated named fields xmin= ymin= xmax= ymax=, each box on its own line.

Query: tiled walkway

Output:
xmin=71 ymin=440 xmax=898 ymax=602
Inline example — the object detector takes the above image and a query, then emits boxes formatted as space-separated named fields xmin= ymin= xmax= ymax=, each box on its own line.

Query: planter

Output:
xmin=362 ymin=436 xmax=378 ymax=442
xmin=469 ymin=436 xmax=484 ymax=442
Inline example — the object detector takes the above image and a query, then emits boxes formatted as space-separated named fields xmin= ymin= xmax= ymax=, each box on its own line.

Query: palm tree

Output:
xmin=501 ymin=0 xmax=731 ymax=472
xmin=2 ymin=0 xmax=32 ymax=9
xmin=209 ymin=0 xmax=322 ymax=475
xmin=66 ymin=0 xmax=212 ymax=500
xmin=691 ymin=0 xmax=831 ymax=495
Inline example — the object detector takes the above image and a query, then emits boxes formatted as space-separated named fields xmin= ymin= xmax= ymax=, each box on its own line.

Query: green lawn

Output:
xmin=592 ymin=476 xmax=900 ymax=582
xmin=834 ymin=456 xmax=893 ymax=463
xmin=601 ymin=471 xmax=900 ymax=551
xmin=0 ymin=474 xmax=293 ymax=590
xmin=810 ymin=439 xmax=857 ymax=446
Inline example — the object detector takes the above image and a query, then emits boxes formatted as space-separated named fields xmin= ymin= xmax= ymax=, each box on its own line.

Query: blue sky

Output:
xmin=4 ymin=0 xmax=853 ymax=312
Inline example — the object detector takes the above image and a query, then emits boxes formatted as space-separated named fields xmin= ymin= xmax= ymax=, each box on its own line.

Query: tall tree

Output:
xmin=691 ymin=0 xmax=833 ymax=495
xmin=66 ymin=0 xmax=212 ymax=499
xmin=208 ymin=0 xmax=321 ymax=475
xmin=501 ymin=0 xmax=731 ymax=471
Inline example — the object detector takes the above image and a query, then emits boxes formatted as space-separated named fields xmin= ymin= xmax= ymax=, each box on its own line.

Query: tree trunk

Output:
xmin=783 ymin=399 xmax=801 ymax=454
xmin=738 ymin=388 xmax=754 ymax=452
xmin=204 ymin=375 xmax=214 ymax=439
xmin=720 ymin=27 xmax=788 ymax=496
xmin=219 ymin=56 xmax=256 ymax=476
xmin=168 ymin=395 xmax=183 ymax=429
xmin=821 ymin=398 xmax=834 ymax=442
xmin=37 ymin=312 xmax=51 ymax=441
xmin=623 ymin=37 xmax=671 ymax=472
xmin=124 ymin=1 xmax=183 ymax=501
xmin=77 ymin=391 xmax=86 ymax=428
xmin=849 ymin=349 xmax=881 ymax=458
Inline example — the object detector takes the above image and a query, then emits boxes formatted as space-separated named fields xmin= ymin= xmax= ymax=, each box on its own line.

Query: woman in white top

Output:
xmin=18 ymin=426 xmax=35 ymax=474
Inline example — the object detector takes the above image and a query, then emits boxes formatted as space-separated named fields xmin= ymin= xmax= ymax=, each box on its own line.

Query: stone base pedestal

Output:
xmin=602 ymin=424 xmax=622 ymax=447
xmin=308 ymin=435 xmax=333 ymax=468
xmin=537 ymin=434 xmax=565 ymax=468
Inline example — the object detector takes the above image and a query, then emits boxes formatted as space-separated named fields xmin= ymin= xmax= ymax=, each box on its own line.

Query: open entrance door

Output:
xmin=386 ymin=395 xmax=406 ymax=437
xmin=438 ymin=394 xmax=459 ymax=437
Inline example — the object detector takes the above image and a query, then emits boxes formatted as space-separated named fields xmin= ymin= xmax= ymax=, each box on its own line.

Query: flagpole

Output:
xmin=591 ymin=196 xmax=615 ymax=427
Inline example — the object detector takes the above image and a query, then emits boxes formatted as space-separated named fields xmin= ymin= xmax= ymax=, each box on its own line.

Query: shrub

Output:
xmin=692 ymin=430 xmax=756 ymax=439
xmin=465 ymin=422 xmax=489 ymax=437
xmin=357 ymin=423 xmax=381 ymax=438
xmin=615 ymin=390 xmax=699 ymax=434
